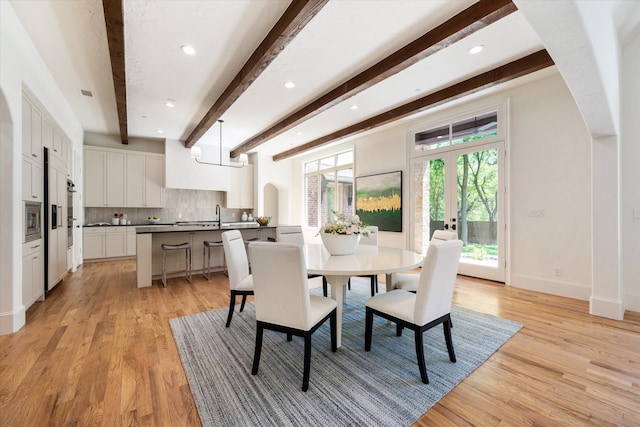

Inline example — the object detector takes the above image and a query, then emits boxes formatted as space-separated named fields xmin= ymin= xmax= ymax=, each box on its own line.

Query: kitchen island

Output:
xmin=135 ymin=223 xmax=276 ymax=288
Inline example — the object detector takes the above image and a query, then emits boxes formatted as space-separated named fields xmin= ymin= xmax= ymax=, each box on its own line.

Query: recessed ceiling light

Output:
xmin=296 ymin=131 xmax=304 ymax=135
xmin=142 ymin=115 xmax=148 ymax=119
xmin=284 ymin=81 xmax=296 ymax=89
xmin=80 ymin=89 xmax=93 ymax=97
xmin=468 ymin=45 xmax=484 ymax=55
xmin=165 ymin=99 xmax=175 ymax=107
xmin=350 ymin=105 xmax=359 ymax=110
xmin=181 ymin=45 xmax=196 ymax=55
xmin=156 ymin=129 xmax=164 ymax=134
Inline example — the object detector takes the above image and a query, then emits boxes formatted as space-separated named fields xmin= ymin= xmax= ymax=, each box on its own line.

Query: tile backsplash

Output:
xmin=84 ymin=188 xmax=252 ymax=224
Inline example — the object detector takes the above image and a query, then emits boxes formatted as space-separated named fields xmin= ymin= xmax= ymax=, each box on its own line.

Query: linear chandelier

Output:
xmin=190 ymin=120 xmax=246 ymax=168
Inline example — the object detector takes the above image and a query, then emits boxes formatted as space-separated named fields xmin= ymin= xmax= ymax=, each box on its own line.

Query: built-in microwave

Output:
xmin=25 ymin=201 xmax=42 ymax=242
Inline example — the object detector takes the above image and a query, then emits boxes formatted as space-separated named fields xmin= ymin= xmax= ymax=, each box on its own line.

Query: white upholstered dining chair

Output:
xmin=221 ymin=230 xmax=254 ymax=327
xmin=248 ymin=242 xmax=337 ymax=392
xmin=392 ymin=229 xmax=458 ymax=292
xmin=364 ymin=238 xmax=463 ymax=384
xmin=276 ymin=225 xmax=328 ymax=296
xmin=350 ymin=225 xmax=379 ymax=296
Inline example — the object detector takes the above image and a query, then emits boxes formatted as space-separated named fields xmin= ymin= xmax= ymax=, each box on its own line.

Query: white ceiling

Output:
xmin=9 ymin=0 xmax=550 ymax=158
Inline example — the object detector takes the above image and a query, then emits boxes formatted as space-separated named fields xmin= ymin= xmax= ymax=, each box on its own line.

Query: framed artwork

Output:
xmin=355 ymin=171 xmax=402 ymax=232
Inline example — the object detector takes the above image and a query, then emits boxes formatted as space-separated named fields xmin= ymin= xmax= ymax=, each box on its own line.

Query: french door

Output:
xmin=410 ymin=141 xmax=505 ymax=282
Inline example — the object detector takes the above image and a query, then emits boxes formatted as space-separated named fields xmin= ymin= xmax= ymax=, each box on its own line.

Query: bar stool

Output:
xmin=161 ymin=242 xmax=192 ymax=287
xmin=203 ymin=240 xmax=225 ymax=280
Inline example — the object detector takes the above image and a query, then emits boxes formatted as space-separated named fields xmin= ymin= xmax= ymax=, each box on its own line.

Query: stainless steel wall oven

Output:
xmin=25 ymin=201 xmax=42 ymax=242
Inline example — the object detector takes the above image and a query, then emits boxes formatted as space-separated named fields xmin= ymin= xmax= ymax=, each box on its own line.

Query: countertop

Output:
xmin=134 ymin=223 xmax=276 ymax=234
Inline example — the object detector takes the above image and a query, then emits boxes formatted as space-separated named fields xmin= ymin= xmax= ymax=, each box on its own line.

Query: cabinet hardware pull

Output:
xmin=31 ymin=245 xmax=40 ymax=249
xmin=32 ymin=195 xmax=37 ymax=198
xmin=32 ymin=154 xmax=38 ymax=157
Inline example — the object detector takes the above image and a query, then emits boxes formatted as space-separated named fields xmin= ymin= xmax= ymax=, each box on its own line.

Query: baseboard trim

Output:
xmin=0 ymin=306 xmax=26 ymax=336
xmin=510 ymin=274 xmax=591 ymax=301
xmin=590 ymin=295 xmax=625 ymax=320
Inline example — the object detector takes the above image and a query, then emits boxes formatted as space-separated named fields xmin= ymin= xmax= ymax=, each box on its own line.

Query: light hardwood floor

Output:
xmin=1 ymin=260 xmax=639 ymax=426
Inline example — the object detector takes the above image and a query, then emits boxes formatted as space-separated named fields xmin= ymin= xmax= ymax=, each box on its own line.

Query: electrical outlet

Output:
xmin=554 ymin=267 xmax=563 ymax=277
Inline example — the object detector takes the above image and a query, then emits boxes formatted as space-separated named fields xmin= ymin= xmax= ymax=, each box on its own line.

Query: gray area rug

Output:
xmin=169 ymin=284 xmax=523 ymax=426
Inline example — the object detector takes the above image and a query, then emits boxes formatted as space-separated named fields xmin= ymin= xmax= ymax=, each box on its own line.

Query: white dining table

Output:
xmin=304 ymin=243 xmax=423 ymax=347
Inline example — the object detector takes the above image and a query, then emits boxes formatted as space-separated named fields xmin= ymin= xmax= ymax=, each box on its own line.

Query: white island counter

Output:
xmin=135 ymin=224 xmax=276 ymax=288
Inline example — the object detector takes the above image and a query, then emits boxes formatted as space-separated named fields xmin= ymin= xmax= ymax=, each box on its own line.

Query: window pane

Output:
xmin=451 ymin=111 xmax=497 ymax=145
xmin=319 ymin=156 xmax=335 ymax=171
xmin=321 ymin=172 xmax=336 ymax=225
xmin=337 ymin=172 xmax=354 ymax=217
xmin=305 ymin=161 xmax=318 ymax=173
xmin=414 ymin=125 xmax=449 ymax=151
xmin=456 ymin=148 xmax=499 ymax=266
xmin=337 ymin=151 xmax=353 ymax=166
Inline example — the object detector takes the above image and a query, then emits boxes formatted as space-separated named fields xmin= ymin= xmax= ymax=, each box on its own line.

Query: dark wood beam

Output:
xmin=184 ymin=0 xmax=329 ymax=148
xmin=273 ymin=50 xmax=554 ymax=161
xmin=231 ymin=0 xmax=517 ymax=158
xmin=103 ymin=0 xmax=128 ymax=144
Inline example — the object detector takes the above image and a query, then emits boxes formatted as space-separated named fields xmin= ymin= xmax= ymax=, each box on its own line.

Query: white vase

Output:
xmin=320 ymin=233 xmax=361 ymax=256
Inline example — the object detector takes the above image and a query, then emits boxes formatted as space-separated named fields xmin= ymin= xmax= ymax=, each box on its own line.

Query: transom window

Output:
xmin=414 ymin=111 xmax=498 ymax=151
xmin=304 ymin=150 xmax=354 ymax=228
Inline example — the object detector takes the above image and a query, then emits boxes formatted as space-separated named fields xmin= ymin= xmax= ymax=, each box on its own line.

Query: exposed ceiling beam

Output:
xmin=184 ymin=0 xmax=329 ymax=148
xmin=272 ymin=50 xmax=554 ymax=161
xmin=231 ymin=0 xmax=517 ymax=158
xmin=103 ymin=0 xmax=128 ymax=144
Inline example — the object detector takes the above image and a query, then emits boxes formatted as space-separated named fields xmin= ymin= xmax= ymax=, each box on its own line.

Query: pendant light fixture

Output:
xmin=190 ymin=120 xmax=245 ymax=168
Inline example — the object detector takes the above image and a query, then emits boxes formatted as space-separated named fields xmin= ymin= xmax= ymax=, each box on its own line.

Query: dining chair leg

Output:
xmin=414 ymin=330 xmax=429 ymax=384
xmin=322 ymin=277 xmax=328 ymax=297
xmin=396 ymin=324 xmax=403 ymax=336
xmin=364 ymin=308 xmax=373 ymax=351
xmin=330 ymin=310 xmax=337 ymax=352
xmin=287 ymin=333 xmax=293 ymax=341
xmin=302 ymin=334 xmax=312 ymax=392
xmin=240 ymin=294 xmax=247 ymax=312
xmin=226 ymin=291 xmax=236 ymax=327
xmin=443 ymin=317 xmax=456 ymax=362
xmin=252 ymin=323 xmax=264 ymax=375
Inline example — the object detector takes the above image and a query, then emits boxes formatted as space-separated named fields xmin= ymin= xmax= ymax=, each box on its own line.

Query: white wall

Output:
xmin=622 ymin=32 xmax=640 ymax=312
xmin=0 ymin=2 xmax=83 ymax=334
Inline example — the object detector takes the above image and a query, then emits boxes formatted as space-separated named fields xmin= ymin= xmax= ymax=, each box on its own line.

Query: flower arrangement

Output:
xmin=318 ymin=211 xmax=369 ymax=237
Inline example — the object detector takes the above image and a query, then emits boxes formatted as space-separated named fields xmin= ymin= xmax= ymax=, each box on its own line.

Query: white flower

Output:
xmin=318 ymin=211 xmax=369 ymax=236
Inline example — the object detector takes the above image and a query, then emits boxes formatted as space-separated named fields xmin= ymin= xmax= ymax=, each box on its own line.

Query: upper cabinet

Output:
xmin=84 ymin=146 xmax=165 ymax=208
xmin=125 ymin=153 xmax=165 ymax=207
xmin=226 ymin=164 xmax=254 ymax=209
xmin=22 ymin=97 xmax=42 ymax=161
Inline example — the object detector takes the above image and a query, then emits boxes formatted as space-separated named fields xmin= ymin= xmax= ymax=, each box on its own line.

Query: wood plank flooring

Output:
xmin=1 ymin=260 xmax=639 ymax=426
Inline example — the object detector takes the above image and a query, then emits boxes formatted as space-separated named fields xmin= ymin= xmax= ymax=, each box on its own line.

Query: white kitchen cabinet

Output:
xmin=22 ymin=158 xmax=43 ymax=202
xmin=22 ymin=97 xmax=43 ymax=161
xmin=85 ymin=147 xmax=164 ymax=208
xmin=105 ymin=227 xmax=126 ymax=257
xmin=47 ymin=157 xmax=68 ymax=290
xmin=83 ymin=228 xmax=106 ymax=259
xmin=144 ymin=155 xmax=165 ymax=207
xmin=84 ymin=148 xmax=126 ymax=207
xmin=106 ymin=152 xmax=126 ymax=207
xmin=84 ymin=226 xmax=134 ymax=260
xmin=84 ymin=148 xmax=105 ymax=207
xmin=22 ymin=239 xmax=44 ymax=309
xmin=125 ymin=154 xmax=164 ymax=207
xmin=226 ymin=164 xmax=253 ymax=209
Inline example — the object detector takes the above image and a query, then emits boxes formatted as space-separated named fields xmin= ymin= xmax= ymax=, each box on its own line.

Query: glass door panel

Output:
xmin=411 ymin=142 xmax=504 ymax=282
